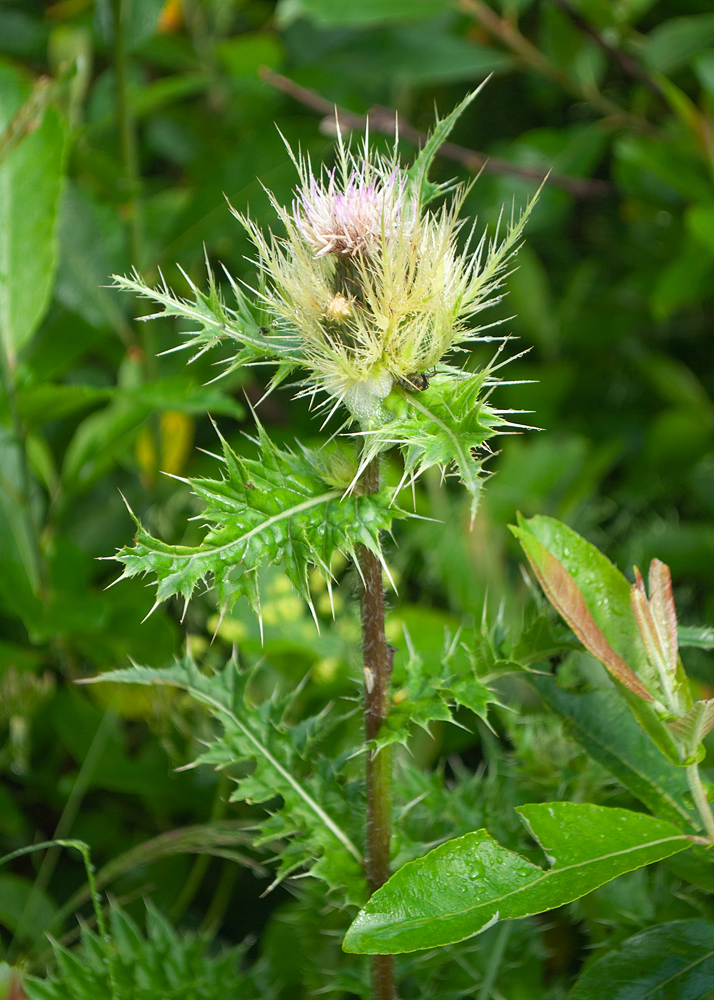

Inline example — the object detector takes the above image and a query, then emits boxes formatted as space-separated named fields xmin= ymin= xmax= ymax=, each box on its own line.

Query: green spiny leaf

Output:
xmin=84 ymin=654 xmax=366 ymax=901
xmin=23 ymin=902 xmax=260 ymax=1000
xmin=115 ymin=427 xmax=403 ymax=619
xmin=365 ymin=374 xmax=509 ymax=521
xmin=406 ymin=85 xmax=485 ymax=208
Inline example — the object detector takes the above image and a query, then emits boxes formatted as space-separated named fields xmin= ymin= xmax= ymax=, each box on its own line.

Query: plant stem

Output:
xmin=113 ymin=0 xmax=143 ymax=272
xmin=358 ymin=456 xmax=396 ymax=1000
xmin=687 ymin=762 xmax=714 ymax=841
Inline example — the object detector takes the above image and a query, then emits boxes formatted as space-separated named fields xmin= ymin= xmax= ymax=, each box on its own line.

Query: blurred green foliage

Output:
xmin=1 ymin=0 xmax=714 ymax=996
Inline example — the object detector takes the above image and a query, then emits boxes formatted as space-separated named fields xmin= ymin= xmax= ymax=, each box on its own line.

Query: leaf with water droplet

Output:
xmin=343 ymin=802 xmax=691 ymax=955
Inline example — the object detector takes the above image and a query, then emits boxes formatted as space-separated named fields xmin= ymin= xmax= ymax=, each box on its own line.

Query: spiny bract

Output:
xmin=233 ymin=101 xmax=537 ymax=426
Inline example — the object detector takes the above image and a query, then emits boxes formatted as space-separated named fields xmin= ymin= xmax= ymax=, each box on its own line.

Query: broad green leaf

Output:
xmin=85 ymin=653 xmax=366 ymax=900
xmin=531 ymin=676 xmax=698 ymax=832
xmin=511 ymin=516 xmax=653 ymax=698
xmin=567 ymin=919 xmax=714 ymax=1000
xmin=55 ymin=183 xmax=130 ymax=339
xmin=0 ymin=874 xmax=56 ymax=941
xmin=343 ymin=802 xmax=690 ymax=954
xmin=115 ymin=425 xmax=403 ymax=617
xmin=17 ymin=384 xmax=110 ymax=425
xmin=60 ymin=378 xmax=243 ymax=493
xmin=0 ymin=64 xmax=66 ymax=362
xmin=340 ymin=32 xmax=513 ymax=89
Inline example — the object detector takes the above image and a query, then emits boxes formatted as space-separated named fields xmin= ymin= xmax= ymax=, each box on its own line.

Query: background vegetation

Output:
xmin=2 ymin=0 xmax=714 ymax=996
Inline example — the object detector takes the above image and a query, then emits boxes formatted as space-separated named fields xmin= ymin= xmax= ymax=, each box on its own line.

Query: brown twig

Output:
xmin=259 ymin=67 xmax=611 ymax=198
xmin=460 ymin=0 xmax=568 ymax=86
xmin=459 ymin=0 xmax=652 ymax=131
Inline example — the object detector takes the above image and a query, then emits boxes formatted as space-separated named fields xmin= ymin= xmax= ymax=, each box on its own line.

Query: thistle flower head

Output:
xmin=293 ymin=161 xmax=411 ymax=258
xmin=234 ymin=123 xmax=536 ymax=426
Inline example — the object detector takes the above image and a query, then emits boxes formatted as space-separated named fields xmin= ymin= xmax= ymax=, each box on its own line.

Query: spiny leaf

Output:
xmin=406 ymin=85 xmax=485 ymax=208
xmin=343 ymin=802 xmax=691 ymax=955
xmin=114 ymin=427 xmax=403 ymax=619
xmin=375 ymin=627 xmax=497 ymax=751
xmin=112 ymin=263 xmax=283 ymax=370
xmin=83 ymin=654 xmax=366 ymax=901
xmin=363 ymin=373 xmax=510 ymax=521
xmin=23 ymin=901 xmax=259 ymax=1000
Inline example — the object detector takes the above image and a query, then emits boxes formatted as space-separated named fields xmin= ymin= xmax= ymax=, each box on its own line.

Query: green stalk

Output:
xmin=687 ymin=762 xmax=714 ymax=841
xmin=358 ymin=456 xmax=396 ymax=1000
xmin=113 ymin=0 xmax=143 ymax=272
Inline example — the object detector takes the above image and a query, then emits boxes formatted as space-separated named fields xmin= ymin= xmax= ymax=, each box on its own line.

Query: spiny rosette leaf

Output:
xmin=114 ymin=426 xmax=405 ymax=621
xmin=375 ymin=626 xmax=501 ymax=751
xmin=83 ymin=653 xmax=367 ymax=902
xmin=360 ymin=372 xmax=515 ymax=519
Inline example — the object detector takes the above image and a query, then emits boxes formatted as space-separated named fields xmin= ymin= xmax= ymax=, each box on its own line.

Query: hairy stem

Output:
xmin=359 ymin=456 xmax=396 ymax=1000
xmin=687 ymin=763 xmax=714 ymax=841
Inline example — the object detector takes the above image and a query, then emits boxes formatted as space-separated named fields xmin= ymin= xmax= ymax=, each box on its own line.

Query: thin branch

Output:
xmin=459 ymin=0 xmax=567 ymax=86
xmin=259 ymin=68 xmax=611 ymax=199
xmin=459 ymin=0 xmax=653 ymax=131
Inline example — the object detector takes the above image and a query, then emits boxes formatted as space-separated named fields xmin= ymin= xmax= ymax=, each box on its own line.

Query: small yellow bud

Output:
xmin=325 ymin=294 xmax=352 ymax=323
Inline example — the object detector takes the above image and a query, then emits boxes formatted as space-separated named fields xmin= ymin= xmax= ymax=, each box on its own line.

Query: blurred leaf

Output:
xmin=679 ymin=625 xmax=714 ymax=650
xmin=54 ymin=183 xmax=130 ymax=340
xmin=0 ymin=874 xmax=56 ymax=941
xmin=333 ymin=28 xmax=514 ymax=86
xmin=0 ymin=428 xmax=42 ymax=624
xmin=650 ymin=236 xmax=714 ymax=321
xmin=17 ymin=384 xmax=110 ymax=426
xmin=24 ymin=902 xmax=261 ymax=1000
xmin=687 ymin=203 xmax=714 ymax=257
xmin=216 ymin=33 xmax=284 ymax=78
xmin=531 ymin=676 xmax=698 ymax=832
xmin=643 ymin=14 xmax=714 ymax=74
xmin=276 ymin=0 xmax=447 ymax=29
xmin=567 ymin=919 xmax=714 ymax=1000
xmin=126 ymin=0 xmax=165 ymax=52
xmin=343 ymin=802 xmax=691 ymax=954
xmin=0 ymin=65 xmax=66 ymax=362
xmin=507 ymin=244 xmax=559 ymax=356
xmin=694 ymin=50 xmax=714 ymax=96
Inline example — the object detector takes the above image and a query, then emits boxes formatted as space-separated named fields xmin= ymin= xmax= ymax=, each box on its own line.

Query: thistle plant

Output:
xmin=86 ymin=90 xmax=714 ymax=1000
xmin=104 ymin=89 xmax=536 ymax=999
